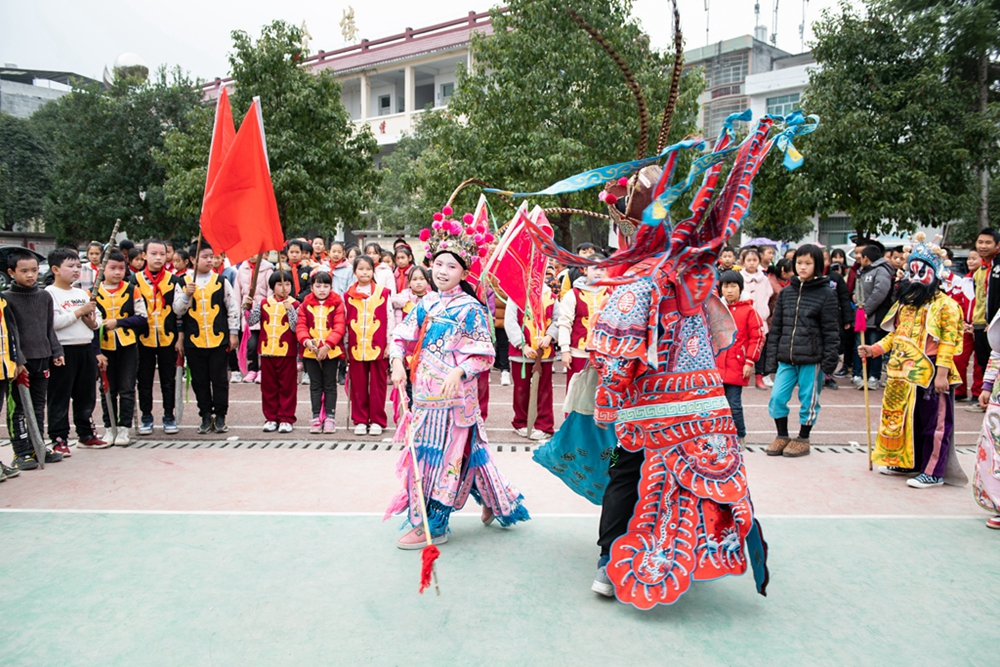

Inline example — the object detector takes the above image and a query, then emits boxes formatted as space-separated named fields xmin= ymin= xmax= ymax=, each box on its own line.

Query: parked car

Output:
xmin=0 ymin=246 xmax=49 ymax=289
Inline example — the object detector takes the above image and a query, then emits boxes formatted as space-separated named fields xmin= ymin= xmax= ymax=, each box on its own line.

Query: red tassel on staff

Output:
xmin=419 ymin=545 xmax=441 ymax=594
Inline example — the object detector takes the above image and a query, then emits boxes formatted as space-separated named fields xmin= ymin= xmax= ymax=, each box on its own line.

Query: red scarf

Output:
xmin=144 ymin=267 xmax=167 ymax=311
xmin=290 ymin=262 xmax=303 ymax=295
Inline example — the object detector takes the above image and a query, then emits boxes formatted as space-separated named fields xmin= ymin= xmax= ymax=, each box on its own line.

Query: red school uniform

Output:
xmin=344 ymin=282 xmax=391 ymax=428
xmin=257 ymin=295 xmax=300 ymax=424
xmin=714 ymin=299 xmax=765 ymax=387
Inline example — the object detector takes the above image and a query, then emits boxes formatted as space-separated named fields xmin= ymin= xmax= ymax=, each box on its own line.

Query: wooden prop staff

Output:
xmin=856 ymin=290 xmax=874 ymax=471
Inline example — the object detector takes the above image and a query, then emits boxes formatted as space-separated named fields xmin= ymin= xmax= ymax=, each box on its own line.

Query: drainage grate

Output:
xmin=1 ymin=438 xmax=983 ymax=455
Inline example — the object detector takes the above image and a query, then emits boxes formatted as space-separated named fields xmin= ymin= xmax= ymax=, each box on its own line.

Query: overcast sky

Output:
xmin=2 ymin=0 xmax=857 ymax=83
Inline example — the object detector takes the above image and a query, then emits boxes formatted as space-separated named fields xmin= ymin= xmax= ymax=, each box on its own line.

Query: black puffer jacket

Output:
xmin=765 ymin=275 xmax=841 ymax=375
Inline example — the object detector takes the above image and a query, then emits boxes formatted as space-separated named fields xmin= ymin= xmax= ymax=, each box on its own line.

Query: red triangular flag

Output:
xmin=199 ymin=96 xmax=284 ymax=266
xmin=204 ymin=87 xmax=235 ymax=203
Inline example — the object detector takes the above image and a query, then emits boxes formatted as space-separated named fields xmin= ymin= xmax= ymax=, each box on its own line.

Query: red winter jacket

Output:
xmin=715 ymin=299 xmax=765 ymax=387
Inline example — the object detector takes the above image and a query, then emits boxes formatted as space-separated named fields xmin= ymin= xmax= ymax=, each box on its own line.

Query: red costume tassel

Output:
xmin=419 ymin=545 xmax=440 ymax=594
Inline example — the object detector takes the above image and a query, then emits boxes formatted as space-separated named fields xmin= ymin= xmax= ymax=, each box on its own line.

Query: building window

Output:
xmin=766 ymin=93 xmax=800 ymax=117
xmin=440 ymin=82 xmax=454 ymax=101
xmin=818 ymin=215 xmax=854 ymax=248
xmin=704 ymin=97 xmax=749 ymax=140
xmin=378 ymin=94 xmax=391 ymax=116
xmin=706 ymin=52 xmax=748 ymax=89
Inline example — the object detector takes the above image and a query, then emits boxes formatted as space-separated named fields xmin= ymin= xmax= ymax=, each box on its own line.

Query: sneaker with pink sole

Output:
xmin=309 ymin=417 xmax=323 ymax=434
xmin=323 ymin=417 xmax=336 ymax=434
xmin=242 ymin=371 xmax=258 ymax=383
xmin=396 ymin=526 xmax=448 ymax=550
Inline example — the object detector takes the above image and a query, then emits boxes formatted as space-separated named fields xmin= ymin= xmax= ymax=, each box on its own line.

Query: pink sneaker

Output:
xmin=323 ymin=417 xmax=336 ymax=434
xmin=309 ymin=417 xmax=322 ymax=434
xmin=254 ymin=373 xmax=261 ymax=384
xmin=396 ymin=526 xmax=448 ymax=550
xmin=242 ymin=371 xmax=258 ymax=383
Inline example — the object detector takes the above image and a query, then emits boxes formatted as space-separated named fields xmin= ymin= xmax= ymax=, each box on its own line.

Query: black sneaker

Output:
xmin=213 ymin=416 xmax=228 ymax=433
xmin=44 ymin=448 xmax=63 ymax=463
xmin=11 ymin=453 xmax=39 ymax=471
xmin=197 ymin=416 xmax=215 ymax=434
xmin=823 ymin=376 xmax=839 ymax=390
xmin=1 ymin=462 xmax=19 ymax=479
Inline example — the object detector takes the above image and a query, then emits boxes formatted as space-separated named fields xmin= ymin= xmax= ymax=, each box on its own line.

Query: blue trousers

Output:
xmin=852 ymin=328 xmax=885 ymax=380
xmin=723 ymin=384 xmax=746 ymax=438
xmin=768 ymin=362 xmax=824 ymax=426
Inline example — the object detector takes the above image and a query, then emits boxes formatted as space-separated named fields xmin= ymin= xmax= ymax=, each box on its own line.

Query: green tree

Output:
xmin=372 ymin=0 xmax=702 ymax=244
xmin=894 ymin=0 xmax=1000 ymax=231
xmin=800 ymin=0 xmax=987 ymax=240
xmin=33 ymin=67 xmax=202 ymax=245
xmin=0 ymin=113 xmax=53 ymax=231
xmin=159 ymin=20 xmax=381 ymax=241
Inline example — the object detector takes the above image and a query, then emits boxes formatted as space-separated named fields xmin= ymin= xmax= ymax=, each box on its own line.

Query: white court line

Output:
xmin=0 ymin=508 xmax=982 ymax=519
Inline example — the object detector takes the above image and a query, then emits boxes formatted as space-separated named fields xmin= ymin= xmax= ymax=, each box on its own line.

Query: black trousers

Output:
xmin=303 ymin=358 xmax=338 ymax=419
xmin=138 ymin=345 xmax=176 ymax=419
xmin=10 ymin=358 xmax=49 ymax=457
xmin=47 ymin=344 xmax=97 ymax=441
xmin=975 ymin=327 xmax=991 ymax=370
xmin=100 ymin=346 xmax=138 ymax=428
xmin=494 ymin=328 xmax=510 ymax=372
xmin=597 ymin=446 xmax=645 ymax=557
xmin=187 ymin=345 xmax=229 ymax=418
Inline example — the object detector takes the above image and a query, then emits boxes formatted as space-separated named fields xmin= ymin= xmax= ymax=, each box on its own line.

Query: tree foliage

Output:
xmin=0 ymin=113 xmax=53 ymax=231
xmin=158 ymin=20 xmax=382 ymax=242
xmin=372 ymin=0 xmax=703 ymax=245
xmin=799 ymin=0 xmax=994 ymax=240
xmin=33 ymin=67 xmax=203 ymax=245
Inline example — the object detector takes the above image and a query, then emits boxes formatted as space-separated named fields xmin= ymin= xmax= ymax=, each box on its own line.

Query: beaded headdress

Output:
xmin=903 ymin=231 xmax=949 ymax=278
xmin=419 ymin=204 xmax=494 ymax=269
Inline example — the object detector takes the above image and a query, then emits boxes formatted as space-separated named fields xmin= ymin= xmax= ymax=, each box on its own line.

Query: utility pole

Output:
xmin=799 ymin=0 xmax=809 ymax=52
xmin=978 ymin=48 xmax=990 ymax=230
xmin=771 ymin=0 xmax=779 ymax=47
xmin=704 ymin=0 xmax=710 ymax=46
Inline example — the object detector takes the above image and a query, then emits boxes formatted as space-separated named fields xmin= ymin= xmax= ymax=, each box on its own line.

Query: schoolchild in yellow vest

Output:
xmin=0 ymin=289 xmax=27 ymax=478
xmin=504 ymin=284 xmax=561 ymax=440
xmin=173 ymin=241 xmax=240 ymax=435
xmin=557 ymin=258 xmax=608 ymax=388
xmin=249 ymin=270 xmax=301 ymax=434
xmin=94 ymin=249 xmax=147 ymax=446
xmin=132 ymin=238 xmax=181 ymax=436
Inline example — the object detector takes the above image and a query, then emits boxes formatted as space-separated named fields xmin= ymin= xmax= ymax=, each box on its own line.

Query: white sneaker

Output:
xmin=763 ymin=375 xmax=774 ymax=388
xmin=868 ymin=377 xmax=878 ymax=391
xmin=529 ymin=429 xmax=549 ymax=441
xmin=262 ymin=421 xmax=278 ymax=433
xmin=301 ymin=374 xmax=310 ymax=385
xmin=354 ymin=424 xmax=367 ymax=436
xmin=278 ymin=422 xmax=293 ymax=434
xmin=500 ymin=371 xmax=512 ymax=386
xmin=230 ymin=372 xmax=243 ymax=383
xmin=515 ymin=427 xmax=528 ymax=438
xmin=851 ymin=376 xmax=864 ymax=389
xmin=114 ymin=428 xmax=131 ymax=446
xmin=369 ymin=424 xmax=383 ymax=436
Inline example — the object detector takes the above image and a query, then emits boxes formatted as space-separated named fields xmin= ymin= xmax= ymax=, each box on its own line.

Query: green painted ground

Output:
xmin=1 ymin=513 xmax=996 ymax=667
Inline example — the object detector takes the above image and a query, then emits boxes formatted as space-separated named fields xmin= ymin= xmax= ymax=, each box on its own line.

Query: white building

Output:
xmin=0 ymin=67 xmax=96 ymax=118
xmin=203 ymin=11 xmax=491 ymax=165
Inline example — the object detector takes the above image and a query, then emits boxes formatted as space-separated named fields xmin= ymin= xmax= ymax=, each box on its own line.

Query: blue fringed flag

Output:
xmin=531 ymin=411 xmax=616 ymax=505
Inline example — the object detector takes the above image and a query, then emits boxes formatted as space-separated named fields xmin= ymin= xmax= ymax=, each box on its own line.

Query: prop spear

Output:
xmin=93 ymin=219 xmax=122 ymax=445
xmin=855 ymin=290 xmax=874 ymax=471
xmin=400 ymin=394 xmax=440 ymax=595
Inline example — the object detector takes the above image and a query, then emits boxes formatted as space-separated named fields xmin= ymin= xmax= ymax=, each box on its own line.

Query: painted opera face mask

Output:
xmin=906 ymin=259 xmax=936 ymax=286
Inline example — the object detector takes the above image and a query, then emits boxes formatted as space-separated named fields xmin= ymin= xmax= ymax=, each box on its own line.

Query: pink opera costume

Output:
xmin=974 ymin=308 xmax=1000 ymax=526
xmin=385 ymin=205 xmax=529 ymax=546
xmin=510 ymin=110 xmax=818 ymax=609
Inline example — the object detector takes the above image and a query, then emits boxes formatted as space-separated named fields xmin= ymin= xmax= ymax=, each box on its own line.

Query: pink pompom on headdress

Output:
xmin=418 ymin=203 xmax=491 ymax=268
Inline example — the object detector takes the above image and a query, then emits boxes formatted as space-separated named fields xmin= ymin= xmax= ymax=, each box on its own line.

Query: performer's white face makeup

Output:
xmin=432 ymin=254 xmax=468 ymax=292
xmin=907 ymin=259 xmax=936 ymax=286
